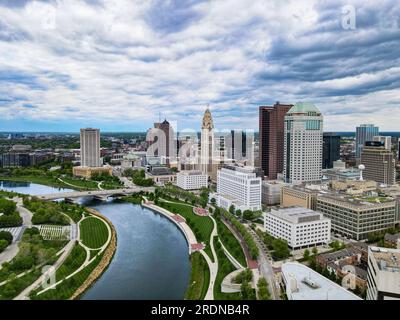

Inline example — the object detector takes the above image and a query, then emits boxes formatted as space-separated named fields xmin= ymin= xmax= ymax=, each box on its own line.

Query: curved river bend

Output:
xmin=0 ymin=181 xmax=190 ymax=300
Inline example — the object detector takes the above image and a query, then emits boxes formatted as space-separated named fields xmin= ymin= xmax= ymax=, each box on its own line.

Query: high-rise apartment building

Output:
xmin=356 ymin=124 xmax=379 ymax=158
xmin=80 ymin=128 xmax=101 ymax=167
xmin=323 ymin=133 xmax=340 ymax=169
xmin=361 ymin=141 xmax=396 ymax=185
xmin=259 ymin=102 xmax=293 ymax=179
xmin=283 ymin=103 xmax=323 ymax=184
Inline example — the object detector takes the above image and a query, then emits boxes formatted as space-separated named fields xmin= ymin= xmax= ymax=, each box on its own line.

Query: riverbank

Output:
xmin=0 ymin=175 xmax=72 ymax=189
xmin=69 ymin=207 xmax=117 ymax=300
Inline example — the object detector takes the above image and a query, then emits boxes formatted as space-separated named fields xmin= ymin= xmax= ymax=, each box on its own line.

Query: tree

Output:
xmin=0 ymin=231 xmax=13 ymax=245
xmin=210 ymin=198 xmax=216 ymax=206
xmin=303 ymin=249 xmax=310 ymax=261
xmin=0 ymin=197 xmax=17 ymax=215
xmin=312 ymin=247 xmax=318 ymax=256
xmin=0 ymin=239 xmax=9 ymax=253
xmin=236 ymin=209 xmax=242 ymax=217
xmin=229 ymin=205 xmax=235 ymax=215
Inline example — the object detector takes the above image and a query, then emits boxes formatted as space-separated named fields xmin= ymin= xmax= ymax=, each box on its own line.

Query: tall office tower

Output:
xmin=200 ymin=107 xmax=214 ymax=177
xmin=373 ymin=135 xmax=392 ymax=150
xmin=154 ymin=119 xmax=172 ymax=165
xmin=398 ymin=139 xmax=400 ymax=161
xmin=361 ymin=141 xmax=396 ymax=185
xmin=259 ymin=102 xmax=293 ymax=179
xmin=356 ymin=124 xmax=379 ymax=158
xmin=80 ymin=128 xmax=101 ymax=167
xmin=283 ymin=102 xmax=323 ymax=184
xmin=323 ymin=133 xmax=341 ymax=169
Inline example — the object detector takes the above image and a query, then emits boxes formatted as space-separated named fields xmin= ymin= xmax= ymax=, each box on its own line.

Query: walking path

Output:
xmin=35 ymin=213 xmax=112 ymax=296
xmin=204 ymin=215 xmax=218 ymax=300
xmin=14 ymin=213 xmax=78 ymax=300
xmin=0 ymin=197 xmax=33 ymax=269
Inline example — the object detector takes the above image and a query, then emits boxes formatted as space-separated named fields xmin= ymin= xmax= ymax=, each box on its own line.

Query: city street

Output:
xmin=246 ymin=225 xmax=281 ymax=300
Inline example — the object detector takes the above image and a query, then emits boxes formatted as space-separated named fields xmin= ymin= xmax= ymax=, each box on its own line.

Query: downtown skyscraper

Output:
xmin=80 ymin=128 xmax=101 ymax=167
xmin=283 ymin=103 xmax=323 ymax=184
xmin=356 ymin=124 xmax=379 ymax=158
xmin=259 ymin=102 xmax=293 ymax=179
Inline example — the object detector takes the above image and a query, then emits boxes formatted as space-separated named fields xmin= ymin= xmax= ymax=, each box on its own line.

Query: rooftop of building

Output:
xmin=318 ymin=192 xmax=395 ymax=207
xmin=319 ymin=247 xmax=361 ymax=263
xmin=384 ymin=233 xmax=400 ymax=244
xmin=369 ymin=247 xmax=400 ymax=273
xmin=148 ymin=166 xmax=174 ymax=176
xmin=177 ymin=170 xmax=205 ymax=176
xmin=282 ymin=262 xmax=361 ymax=300
xmin=268 ymin=207 xmax=324 ymax=224
xmin=287 ymin=102 xmax=321 ymax=115
xmin=219 ymin=165 xmax=259 ymax=176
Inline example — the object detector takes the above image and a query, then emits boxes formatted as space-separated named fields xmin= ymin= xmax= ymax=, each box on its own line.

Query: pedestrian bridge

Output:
xmin=38 ymin=187 xmax=155 ymax=201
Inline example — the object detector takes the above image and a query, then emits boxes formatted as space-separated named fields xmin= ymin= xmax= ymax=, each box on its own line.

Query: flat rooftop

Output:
xmin=269 ymin=207 xmax=323 ymax=224
xmin=318 ymin=193 xmax=395 ymax=207
xmin=369 ymin=247 xmax=400 ymax=273
xmin=282 ymin=262 xmax=361 ymax=300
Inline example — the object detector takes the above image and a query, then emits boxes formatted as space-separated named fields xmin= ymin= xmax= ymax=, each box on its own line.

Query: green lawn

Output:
xmin=216 ymin=218 xmax=246 ymax=267
xmin=100 ymin=181 xmax=123 ymax=190
xmin=185 ymin=252 xmax=210 ymax=300
xmin=30 ymin=252 xmax=105 ymax=300
xmin=213 ymin=236 xmax=242 ymax=300
xmin=80 ymin=217 xmax=109 ymax=249
xmin=60 ymin=177 xmax=99 ymax=190
xmin=55 ymin=243 xmax=87 ymax=280
xmin=0 ymin=270 xmax=42 ymax=300
xmin=157 ymin=200 xmax=214 ymax=261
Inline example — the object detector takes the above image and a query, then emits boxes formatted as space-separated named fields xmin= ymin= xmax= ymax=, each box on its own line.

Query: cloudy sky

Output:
xmin=0 ymin=0 xmax=399 ymax=132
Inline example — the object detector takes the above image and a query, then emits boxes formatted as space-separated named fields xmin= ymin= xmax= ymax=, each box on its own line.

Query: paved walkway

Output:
xmin=0 ymin=197 xmax=33 ymax=269
xmin=222 ymin=218 xmax=258 ymax=269
xmin=204 ymin=216 xmax=218 ymax=300
xmin=35 ymin=212 xmax=112 ymax=296
xmin=14 ymin=213 xmax=78 ymax=300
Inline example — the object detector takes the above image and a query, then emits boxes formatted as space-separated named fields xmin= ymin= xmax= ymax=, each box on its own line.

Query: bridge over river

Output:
xmin=38 ymin=186 xmax=155 ymax=201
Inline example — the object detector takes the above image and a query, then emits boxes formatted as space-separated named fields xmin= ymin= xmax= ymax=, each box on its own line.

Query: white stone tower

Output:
xmin=200 ymin=107 xmax=214 ymax=177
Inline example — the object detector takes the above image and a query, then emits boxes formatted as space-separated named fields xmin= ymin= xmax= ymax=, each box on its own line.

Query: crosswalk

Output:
xmin=0 ymin=227 xmax=24 ymax=242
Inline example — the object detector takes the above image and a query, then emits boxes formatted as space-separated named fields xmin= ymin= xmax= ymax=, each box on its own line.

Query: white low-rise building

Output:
xmin=367 ymin=246 xmax=400 ymax=300
xmin=282 ymin=262 xmax=361 ymax=300
xmin=264 ymin=207 xmax=331 ymax=249
xmin=214 ymin=166 xmax=261 ymax=212
xmin=176 ymin=170 xmax=208 ymax=190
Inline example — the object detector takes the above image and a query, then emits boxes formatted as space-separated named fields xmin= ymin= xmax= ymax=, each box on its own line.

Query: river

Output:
xmin=0 ymin=181 xmax=190 ymax=300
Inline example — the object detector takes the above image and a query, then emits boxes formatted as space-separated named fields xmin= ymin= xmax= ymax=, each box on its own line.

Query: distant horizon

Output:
xmin=1 ymin=131 xmax=400 ymax=135
xmin=1 ymin=1 xmax=400 ymax=132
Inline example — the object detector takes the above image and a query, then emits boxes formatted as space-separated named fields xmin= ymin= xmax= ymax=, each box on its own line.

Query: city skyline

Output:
xmin=0 ymin=1 xmax=400 ymax=132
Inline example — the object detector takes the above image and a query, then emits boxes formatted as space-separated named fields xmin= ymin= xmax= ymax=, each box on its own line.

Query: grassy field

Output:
xmin=185 ymin=252 xmax=210 ymax=300
xmin=60 ymin=177 xmax=99 ymax=190
xmin=0 ymin=270 xmax=42 ymax=300
xmin=55 ymin=243 xmax=87 ymax=280
xmin=30 ymin=252 xmax=104 ymax=300
xmin=216 ymin=218 xmax=246 ymax=267
xmin=157 ymin=200 xmax=214 ymax=261
xmin=213 ymin=236 xmax=242 ymax=300
xmin=80 ymin=217 xmax=109 ymax=249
